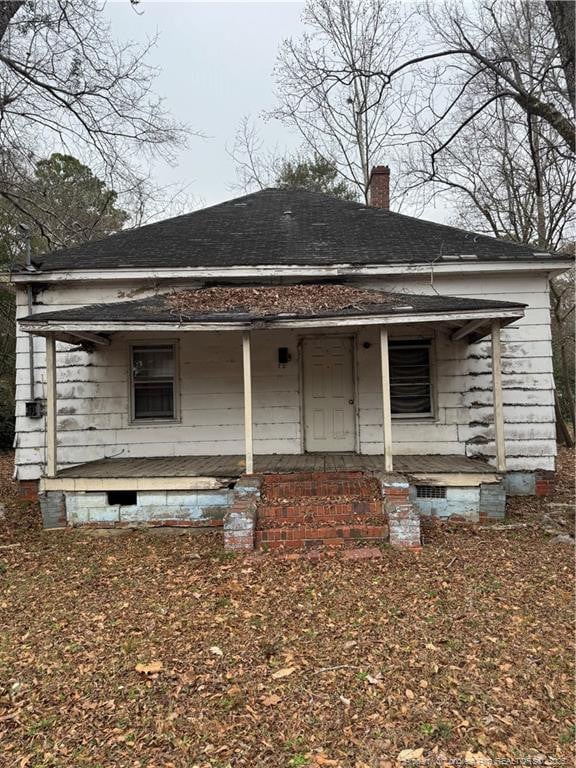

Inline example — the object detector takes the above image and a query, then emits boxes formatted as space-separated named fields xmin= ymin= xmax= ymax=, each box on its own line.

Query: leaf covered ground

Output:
xmin=0 ymin=450 xmax=574 ymax=768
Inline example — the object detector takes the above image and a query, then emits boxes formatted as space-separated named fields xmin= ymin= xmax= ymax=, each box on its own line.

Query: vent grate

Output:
xmin=416 ymin=485 xmax=447 ymax=499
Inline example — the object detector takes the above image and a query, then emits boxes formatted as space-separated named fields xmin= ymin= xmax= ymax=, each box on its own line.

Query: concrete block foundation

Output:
xmin=64 ymin=488 xmax=230 ymax=528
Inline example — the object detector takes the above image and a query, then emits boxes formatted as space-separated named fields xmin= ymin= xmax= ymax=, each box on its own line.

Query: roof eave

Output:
xmin=8 ymin=258 xmax=572 ymax=283
xmin=20 ymin=306 xmax=525 ymax=345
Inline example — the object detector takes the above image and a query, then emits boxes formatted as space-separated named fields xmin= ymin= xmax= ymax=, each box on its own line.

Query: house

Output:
xmin=10 ymin=167 xmax=571 ymax=550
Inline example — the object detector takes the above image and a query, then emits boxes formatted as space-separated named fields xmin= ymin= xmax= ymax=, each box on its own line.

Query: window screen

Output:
xmin=389 ymin=341 xmax=432 ymax=416
xmin=131 ymin=344 xmax=176 ymax=420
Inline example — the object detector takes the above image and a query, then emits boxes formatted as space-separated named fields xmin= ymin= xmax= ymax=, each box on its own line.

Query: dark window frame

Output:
xmin=388 ymin=339 xmax=435 ymax=419
xmin=129 ymin=342 xmax=180 ymax=423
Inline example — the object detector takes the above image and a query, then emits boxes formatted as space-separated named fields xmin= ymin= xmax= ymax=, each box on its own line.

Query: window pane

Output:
xmin=134 ymin=382 xmax=174 ymax=419
xmin=132 ymin=345 xmax=176 ymax=420
xmin=133 ymin=346 xmax=174 ymax=379
xmin=389 ymin=344 xmax=431 ymax=415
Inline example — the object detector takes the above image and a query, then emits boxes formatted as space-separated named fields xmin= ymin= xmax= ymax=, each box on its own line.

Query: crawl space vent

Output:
xmin=416 ymin=485 xmax=447 ymax=499
xmin=107 ymin=491 xmax=137 ymax=506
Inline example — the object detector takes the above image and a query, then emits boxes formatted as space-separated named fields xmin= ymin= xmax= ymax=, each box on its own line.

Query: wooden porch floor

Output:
xmin=56 ymin=453 xmax=494 ymax=479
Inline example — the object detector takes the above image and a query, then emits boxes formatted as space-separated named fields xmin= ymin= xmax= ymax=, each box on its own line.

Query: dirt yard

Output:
xmin=0 ymin=450 xmax=574 ymax=768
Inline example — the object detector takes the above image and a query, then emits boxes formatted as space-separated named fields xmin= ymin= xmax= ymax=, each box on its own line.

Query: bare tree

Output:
xmin=271 ymin=0 xmax=416 ymax=203
xmin=546 ymin=0 xmax=575 ymax=111
xmin=317 ymin=0 xmax=574 ymax=164
xmin=0 ymin=0 xmax=191 ymax=244
xmin=405 ymin=2 xmax=575 ymax=250
xmin=229 ymin=117 xmax=280 ymax=193
xmin=550 ymin=265 xmax=575 ymax=444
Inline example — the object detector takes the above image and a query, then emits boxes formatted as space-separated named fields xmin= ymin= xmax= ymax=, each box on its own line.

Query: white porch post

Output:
xmin=242 ymin=330 xmax=254 ymax=475
xmin=491 ymin=319 xmax=506 ymax=472
xmin=379 ymin=327 xmax=393 ymax=472
xmin=45 ymin=334 xmax=58 ymax=478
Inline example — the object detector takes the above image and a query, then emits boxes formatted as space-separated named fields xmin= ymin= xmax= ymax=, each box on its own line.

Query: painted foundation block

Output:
xmin=224 ymin=475 xmax=261 ymax=551
xmin=65 ymin=489 xmax=231 ymax=526
xmin=504 ymin=470 xmax=555 ymax=497
xmin=39 ymin=492 xmax=67 ymax=529
xmin=504 ymin=472 xmax=536 ymax=496
xmin=410 ymin=486 xmax=481 ymax=521
xmin=479 ymin=482 xmax=506 ymax=520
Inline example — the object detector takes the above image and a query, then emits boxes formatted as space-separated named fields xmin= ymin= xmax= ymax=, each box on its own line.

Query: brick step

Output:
xmin=255 ymin=523 xmax=389 ymax=550
xmin=261 ymin=472 xmax=380 ymax=502
xmin=257 ymin=500 xmax=383 ymax=523
xmin=258 ymin=513 xmax=385 ymax=530
xmin=260 ymin=493 xmax=377 ymax=506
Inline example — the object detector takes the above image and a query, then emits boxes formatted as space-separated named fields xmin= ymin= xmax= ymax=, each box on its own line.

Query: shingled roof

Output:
xmin=19 ymin=286 xmax=526 ymax=326
xmin=30 ymin=188 xmax=561 ymax=272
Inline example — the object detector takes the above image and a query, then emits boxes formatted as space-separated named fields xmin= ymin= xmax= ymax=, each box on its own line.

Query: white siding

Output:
xmin=358 ymin=272 xmax=556 ymax=470
xmin=13 ymin=271 xmax=556 ymax=479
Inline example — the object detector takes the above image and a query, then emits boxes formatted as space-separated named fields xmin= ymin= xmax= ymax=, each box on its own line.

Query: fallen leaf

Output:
xmin=261 ymin=694 xmax=281 ymax=706
xmin=366 ymin=672 xmax=383 ymax=685
xmin=397 ymin=748 xmax=424 ymax=761
xmin=209 ymin=646 xmax=223 ymax=656
xmin=339 ymin=695 xmax=351 ymax=706
xmin=135 ymin=661 xmax=163 ymax=675
xmin=405 ymin=688 xmax=415 ymax=699
xmin=271 ymin=666 xmax=296 ymax=679
xmin=464 ymin=751 xmax=492 ymax=766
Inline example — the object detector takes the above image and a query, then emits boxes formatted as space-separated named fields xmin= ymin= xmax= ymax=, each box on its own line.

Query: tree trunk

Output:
xmin=547 ymin=1 xmax=576 ymax=112
xmin=555 ymin=390 xmax=575 ymax=447
xmin=559 ymin=336 xmax=576 ymax=430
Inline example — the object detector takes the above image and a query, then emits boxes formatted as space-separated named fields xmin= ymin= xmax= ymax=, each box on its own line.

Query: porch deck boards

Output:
xmin=56 ymin=453 xmax=494 ymax=479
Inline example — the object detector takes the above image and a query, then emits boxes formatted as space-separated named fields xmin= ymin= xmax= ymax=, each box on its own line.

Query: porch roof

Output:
xmin=20 ymin=285 xmax=525 ymax=342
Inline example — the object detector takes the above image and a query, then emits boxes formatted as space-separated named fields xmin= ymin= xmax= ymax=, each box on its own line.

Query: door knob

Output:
xmin=348 ymin=399 xmax=354 ymax=405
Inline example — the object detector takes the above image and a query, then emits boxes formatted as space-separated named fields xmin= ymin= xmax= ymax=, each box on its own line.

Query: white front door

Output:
xmin=302 ymin=336 xmax=356 ymax=452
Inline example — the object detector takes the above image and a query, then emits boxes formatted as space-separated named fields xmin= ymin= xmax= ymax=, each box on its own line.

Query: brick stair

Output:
xmin=255 ymin=471 xmax=388 ymax=550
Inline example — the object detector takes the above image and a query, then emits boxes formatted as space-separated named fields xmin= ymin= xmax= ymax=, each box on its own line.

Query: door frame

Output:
xmin=298 ymin=333 xmax=359 ymax=454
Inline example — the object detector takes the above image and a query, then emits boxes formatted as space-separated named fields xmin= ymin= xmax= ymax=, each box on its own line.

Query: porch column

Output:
xmin=242 ymin=330 xmax=254 ymax=475
xmin=379 ymin=327 xmax=393 ymax=472
xmin=491 ymin=320 xmax=506 ymax=472
xmin=45 ymin=334 xmax=58 ymax=478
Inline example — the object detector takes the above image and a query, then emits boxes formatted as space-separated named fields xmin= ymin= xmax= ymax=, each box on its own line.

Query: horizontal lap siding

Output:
xmin=358 ymin=273 xmax=556 ymax=470
xmin=14 ymin=271 xmax=556 ymax=479
xmin=14 ymin=286 xmax=303 ymax=478
xmin=356 ymin=325 xmax=465 ymax=456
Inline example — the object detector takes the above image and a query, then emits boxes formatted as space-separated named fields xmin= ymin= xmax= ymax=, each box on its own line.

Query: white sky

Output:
xmin=105 ymin=1 xmax=454 ymax=222
xmin=105 ymin=1 xmax=306 ymax=206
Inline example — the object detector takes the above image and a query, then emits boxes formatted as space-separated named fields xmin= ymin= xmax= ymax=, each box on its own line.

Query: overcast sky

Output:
xmin=106 ymin=1 xmax=306 ymax=208
xmin=105 ymin=1 xmax=452 ymax=222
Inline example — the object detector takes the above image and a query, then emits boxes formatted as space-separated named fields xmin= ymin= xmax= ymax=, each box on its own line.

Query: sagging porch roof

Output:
xmin=19 ymin=285 xmax=525 ymax=343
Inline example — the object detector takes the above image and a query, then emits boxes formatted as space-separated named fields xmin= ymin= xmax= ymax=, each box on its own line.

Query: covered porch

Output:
xmin=19 ymin=284 xmax=526 ymax=495
xmin=41 ymin=452 xmax=498 ymax=492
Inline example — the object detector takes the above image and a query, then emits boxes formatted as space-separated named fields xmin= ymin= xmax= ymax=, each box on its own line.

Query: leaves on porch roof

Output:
xmin=167 ymin=284 xmax=405 ymax=317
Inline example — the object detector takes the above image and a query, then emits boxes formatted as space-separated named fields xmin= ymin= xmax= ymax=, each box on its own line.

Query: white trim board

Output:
xmin=40 ymin=476 xmax=231 ymax=492
xmin=9 ymin=259 xmax=571 ymax=284
xmin=21 ymin=308 xmax=525 ymax=336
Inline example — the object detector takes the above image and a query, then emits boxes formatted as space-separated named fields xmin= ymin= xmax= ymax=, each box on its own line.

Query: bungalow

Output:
xmin=10 ymin=167 xmax=571 ymax=549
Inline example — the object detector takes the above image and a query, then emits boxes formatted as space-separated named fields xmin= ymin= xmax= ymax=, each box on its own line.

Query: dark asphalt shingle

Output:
xmin=29 ymin=188 xmax=561 ymax=272
xmin=19 ymin=288 xmax=526 ymax=325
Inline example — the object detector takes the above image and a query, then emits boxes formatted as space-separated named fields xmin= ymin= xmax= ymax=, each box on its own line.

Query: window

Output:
xmin=389 ymin=340 xmax=433 ymax=417
xmin=131 ymin=344 xmax=177 ymax=421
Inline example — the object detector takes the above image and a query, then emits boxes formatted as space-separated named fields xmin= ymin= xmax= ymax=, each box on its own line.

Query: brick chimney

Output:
xmin=368 ymin=165 xmax=390 ymax=210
